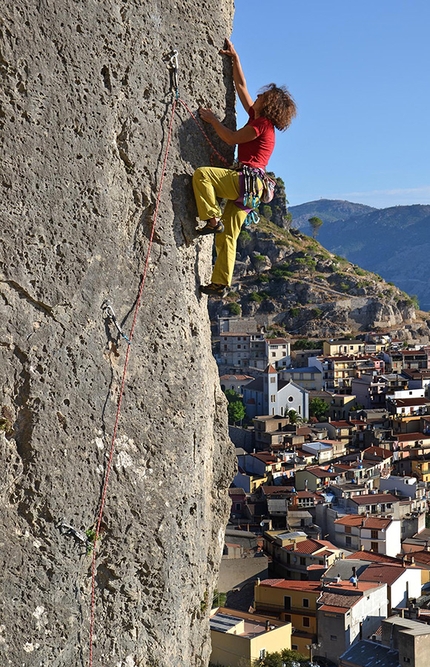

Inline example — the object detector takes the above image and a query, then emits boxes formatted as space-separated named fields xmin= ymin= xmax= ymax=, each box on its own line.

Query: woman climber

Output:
xmin=193 ymin=38 xmax=297 ymax=297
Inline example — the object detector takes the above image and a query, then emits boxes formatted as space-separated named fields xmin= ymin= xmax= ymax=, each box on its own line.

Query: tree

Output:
xmin=227 ymin=400 xmax=246 ymax=424
xmin=287 ymin=409 xmax=302 ymax=424
xmin=309 ymin=397 xmax=329 ymax=421
xmin=228 ymin=301 xmax=241 ymax=316
xmin=252 ymin=647 xmax=309 ymax=667
xmin=308 ymin=216 xmax=323 ymax=239
xmin=224 ymin=389 xmax=246 ymax=425
xmin=262 ymin=205 xmax=273 ymax=221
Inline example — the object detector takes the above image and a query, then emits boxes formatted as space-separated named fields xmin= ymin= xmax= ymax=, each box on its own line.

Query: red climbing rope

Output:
xmin=88 ymin=96 xmax=178 ymax=667
xmin=177 ymin=97 xmax=230 ymax=166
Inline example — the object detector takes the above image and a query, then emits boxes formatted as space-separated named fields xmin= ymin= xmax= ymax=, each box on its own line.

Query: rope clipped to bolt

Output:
xmin=88 ymin=64 xmax=179 ymax=667
xmin=88 ymin=49 xmax=230 ymax=666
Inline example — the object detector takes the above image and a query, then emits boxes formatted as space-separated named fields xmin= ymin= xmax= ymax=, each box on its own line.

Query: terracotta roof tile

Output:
xmin=259 ymin=579 xmax=322 ymax=592
xmin=351 ymin=493 xmax=397 ymax=505
xmin=360 ymin=563 xmax=405 ymax=585
xmin=334 ymin=516 xmax=363 ymax=527
xmin=319 ymin=604 xmax=350 ymax=613
xmin=345 ymin=551 xmax=403 ymax=564
xmin=284 ymin=538 xmax=338 ymax=555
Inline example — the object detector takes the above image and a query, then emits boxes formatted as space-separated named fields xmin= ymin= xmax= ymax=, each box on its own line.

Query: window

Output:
xmin=346 ymin=536 xmax=352 ymax=547
xmin=292 ymin=644 xmax=298 ymax=651
xmin=270 ymin=377 xmax=276 ymax=383
xmin=345 ymin=526 xmax=351 ymax=534
xmin=303 ymin=598 xmax=309 ymax=608
xmin=284 ymin=596 xmax=291 ymax=610
xmin=270 ymin=395 xmax=276 ymax=402
xmin=284 ymin=614 xmax=292 ymax=622
xmin=288 ymin=396 xmax=294 ymax=402
xmin=272 ymin=352 xmax=276 ymax=357
xmin=260 ymin=649 xmax=266 ymax=659
xmin=371 ymin=542 xmax=379 ymax=553
xmin=371 ymin=530 xmax=378 ymax=539
xmin=300 ymin=557 xmax=306 ymax=565
xmin=303 ymin=617 xmax=310 ymax=627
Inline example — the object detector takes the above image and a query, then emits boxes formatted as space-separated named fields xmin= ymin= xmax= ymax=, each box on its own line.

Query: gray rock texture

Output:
xmin=0 ymin=1 xmax=236 ymax=665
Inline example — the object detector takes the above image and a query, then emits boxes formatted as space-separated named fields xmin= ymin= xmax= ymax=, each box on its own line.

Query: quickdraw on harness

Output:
xmin=234 ymin=164 xmax=265 ymax=227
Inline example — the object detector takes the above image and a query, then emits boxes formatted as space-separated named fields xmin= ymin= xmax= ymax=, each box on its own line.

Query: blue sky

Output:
xmin=232 ymin=0 xmax=430 ymax=208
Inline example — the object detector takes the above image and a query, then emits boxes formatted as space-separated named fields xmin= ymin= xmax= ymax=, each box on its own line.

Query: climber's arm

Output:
xmin=220 ymin=38 xmax=253 ymax=113
xmin=198 ymin=107 xmax=257 ymax=146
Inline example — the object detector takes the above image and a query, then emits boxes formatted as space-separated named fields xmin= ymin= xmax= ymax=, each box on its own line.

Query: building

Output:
xmin=380 ymin=615 xmax=430 ymax=667
xmin=325 ymin=558 xmax=422 ymax=615
xmin=263 ymin=531 xmax=342 ymax=580
xmin=253 ymin=415 xmax=293 ymax=450
xmin=358 ymin=562 xmax=422 ymax=613
xmin=253 ymin=579 xmax=322 ymax=656
xmin=323 ymin=339 xmax=366 ymax=356
xmin=339 ymin=639 xmax=400 ymax=667
xmin=243 ymin=365 xmax=309 ymax=420
xmin=348 ymin=492 xmax=399 ymax=516
xmin=386 ymin=395 xmax=430 ymax=417
xmin=219 ymin=373 xmax=255 ymax=394
xmin=333 ymin=515 xmax=401 ymax=557
xmin=301 ymin=441 xmax=334 ymax=463
xmin=317 ymin=580 xmax=388 ymax=664
xmin=209 ymin=607 xmax=292 ymax=667
xmin=254 ymin=576 xmax=389 ymax=664
xmin=350 ymin=373 xmax=389 ymax=410
xmin=309 ymin=355 xmax=381 ymax=393
xmin=329 ymin=395 xmax=359 ymax=420
xmin=266 ymin=338 xmax=291 ymax=370
xmin=279 ymin=366 xmax=323 ymax=391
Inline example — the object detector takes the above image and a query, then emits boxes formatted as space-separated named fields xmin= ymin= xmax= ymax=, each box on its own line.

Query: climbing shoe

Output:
xmin=197 ymin=220 xmax=225 ymax=235
xmin=199 ymin=283 xmax=226 ymax=297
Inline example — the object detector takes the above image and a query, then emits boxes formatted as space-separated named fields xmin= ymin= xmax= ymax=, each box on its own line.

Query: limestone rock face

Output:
xmin=0 ymin=2 xmax=236 ymax=665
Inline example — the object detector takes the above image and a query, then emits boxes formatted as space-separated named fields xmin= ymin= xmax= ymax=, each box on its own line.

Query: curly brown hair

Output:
xmin=259 ymin=83 xmax=297 ymax=131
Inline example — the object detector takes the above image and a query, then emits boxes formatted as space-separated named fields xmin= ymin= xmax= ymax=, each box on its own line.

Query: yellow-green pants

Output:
xmin=192 ymin=166 xmax=249 ymax=287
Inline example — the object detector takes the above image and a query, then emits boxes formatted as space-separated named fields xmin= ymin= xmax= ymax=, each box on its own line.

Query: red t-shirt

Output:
xmin=237 ymin=108 xmax=275 ymax=170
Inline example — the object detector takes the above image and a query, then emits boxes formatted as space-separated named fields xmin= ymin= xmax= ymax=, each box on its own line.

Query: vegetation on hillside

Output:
xmin=207 ymin=187 xmax=430 ymax=342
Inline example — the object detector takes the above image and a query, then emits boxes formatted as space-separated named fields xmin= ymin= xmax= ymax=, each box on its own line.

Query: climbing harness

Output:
xmin=233 ymin=164 xmax=265 ymax=226
xmin=102 ymin=300 xmax=131 ymax=345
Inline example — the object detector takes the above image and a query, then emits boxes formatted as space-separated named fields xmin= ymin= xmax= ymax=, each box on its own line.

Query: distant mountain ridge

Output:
xmin=289 ymin=200 xmax=430 ymax=310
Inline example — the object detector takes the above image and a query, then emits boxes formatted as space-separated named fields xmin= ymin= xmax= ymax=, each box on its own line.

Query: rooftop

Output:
xmin=339 ymin=639 xmax=399 ymax=667
xmin=350 ymin=493 xmax=398 ymax=506
xmin=345 ymin=551 xmax=404 ymax=565
xmin=209 ymin=608 xmax=287 ymax=638
xmin=360 ymin=563 xmax=409 ymax=586
xmin=258 ymin=579 xmax=322 ymax=593
xmin=334 ymin=516 xmax=392 ymax=530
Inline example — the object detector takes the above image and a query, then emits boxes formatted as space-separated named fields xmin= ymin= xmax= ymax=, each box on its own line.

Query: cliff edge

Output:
xmin=0 ymin=1 xmax=236 ymax=665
